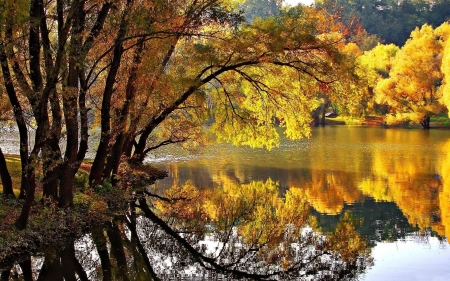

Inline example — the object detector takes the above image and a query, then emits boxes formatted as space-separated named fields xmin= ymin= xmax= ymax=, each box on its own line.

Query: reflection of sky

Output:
xmin=364 ymin=237 xmax=450 ymax=281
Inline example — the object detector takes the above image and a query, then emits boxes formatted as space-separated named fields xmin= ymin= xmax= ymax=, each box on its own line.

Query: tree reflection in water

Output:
xmin=0 ymin=180 xmax=373 ymax=280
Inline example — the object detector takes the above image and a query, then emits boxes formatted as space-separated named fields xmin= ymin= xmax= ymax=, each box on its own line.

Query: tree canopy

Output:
xmin=0 ymin=0 xmax=357 ymax=230
xmin=375 ymin=24 xmax=446 ymax=128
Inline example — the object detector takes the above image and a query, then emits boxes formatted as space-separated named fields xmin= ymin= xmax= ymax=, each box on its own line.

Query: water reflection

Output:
xmin=151 ymin=127 xmax=450 ymax=242
xmin=1 ymin=181 xmax=372 ymax=280
xmin=3 ymin=126 xmax=450 ymax=279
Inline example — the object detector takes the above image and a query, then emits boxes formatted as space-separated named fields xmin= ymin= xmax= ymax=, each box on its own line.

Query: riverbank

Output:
xmin=325 ymin=115 xmax=450 ymax=128
xmin=0 ymin=159 xmax=167 ymax=267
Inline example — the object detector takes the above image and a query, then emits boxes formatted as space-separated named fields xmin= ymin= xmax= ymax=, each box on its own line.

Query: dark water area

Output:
xmin=2 ymin=126 xmax=450 ymax=280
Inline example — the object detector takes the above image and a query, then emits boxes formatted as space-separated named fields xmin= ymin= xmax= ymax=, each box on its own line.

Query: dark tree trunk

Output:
xmin=92 ymin=227 xmax=112 ymax=281
xmin=19 ymin=258 xmax=33 ymax=281
xmin=14 ymin=0 xmax=46 ymax=229
xmin=15 ymin=149 xmax=38 ymax=230
xmin=103 ymin=138 xmax=122 ymax=183
xmin=133 ymin=126 xmax=154 ymax=162
xmin=89 ymin=4 xmax=130 ymax=185
xmin=14 ymin=172 xmax=36 ymax=230
xmin=74 ymin=256 xmax=89 ymax=281
xmin=126 ymin=209 xmax=161 ymax=280
xmin=106 ymin=223 xmax=130 ymax=281
xmin=77 ymin=70 xmax=89 ymax=167
xmin=59 ymin=90 xmax=78 ymax=207
xmin=0 ymin=265 xmax=12 ymax=280
xmin=0 ymin=147 xmax=14 ymax=198
xmin=42 ymin=137 xmax=62 ymax=200
xmin=420 ymin=115 xmax=431 ymax=129
xmin=60 ymin=244 xmax=77 ymax=281
xmin=37 ymin=254 xmax=64 ymax=281
xmin=0 ymin=36 xmax=29 ymax=199
xmin=42 ymin=89 xmax=63 ymax=200
xmin=124 ymin=137 xmax=135 ymax=158
xmin=59 ymin=2 xmax=85 ymax=207
xmin=104 ymin=39 xmax=144 ymax=184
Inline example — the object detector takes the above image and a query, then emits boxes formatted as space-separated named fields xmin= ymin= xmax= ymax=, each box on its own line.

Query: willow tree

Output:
xmin=0 ymin=0 xmax=357 ymax=230
xmin=375 ymin=24 xmax=445 ymax=128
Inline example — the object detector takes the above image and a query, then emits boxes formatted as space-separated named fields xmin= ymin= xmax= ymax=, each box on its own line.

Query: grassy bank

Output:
xmin=326 ymin=115 xmax=450 ymax=128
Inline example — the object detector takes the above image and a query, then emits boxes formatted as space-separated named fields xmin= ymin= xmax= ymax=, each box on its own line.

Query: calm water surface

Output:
xmin=148 ymin=126 xmax=450 ymax=281
xmin=2 ymin=126 xmax=450 ymax=280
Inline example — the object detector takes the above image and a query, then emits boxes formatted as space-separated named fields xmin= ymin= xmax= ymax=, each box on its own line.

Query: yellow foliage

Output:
xmin=328 ymin=212 xmax=369 ymax=263
xmin=375 ymin=24 xmax=445 ymax=126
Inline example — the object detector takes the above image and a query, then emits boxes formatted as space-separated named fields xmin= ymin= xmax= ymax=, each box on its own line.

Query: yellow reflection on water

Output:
xmin=153 ymin=127 xmax=450 ymax=240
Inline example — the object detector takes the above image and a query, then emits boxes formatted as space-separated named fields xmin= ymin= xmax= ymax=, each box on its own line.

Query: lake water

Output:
xmin=2 ymin=126 xmax=450 ymax=280
xmin=148 ymin=126 xmax=450 ymax=281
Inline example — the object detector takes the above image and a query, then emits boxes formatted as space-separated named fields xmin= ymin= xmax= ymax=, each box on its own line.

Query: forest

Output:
xmin=1 ymin=0 xmax=450 ymax=279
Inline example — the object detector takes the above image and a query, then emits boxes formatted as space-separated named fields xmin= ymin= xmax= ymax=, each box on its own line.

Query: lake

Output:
xmin=149 ymin=126 xmax=450 ymax=281
xmin=2 ymin=126 xmax=450 ymax=280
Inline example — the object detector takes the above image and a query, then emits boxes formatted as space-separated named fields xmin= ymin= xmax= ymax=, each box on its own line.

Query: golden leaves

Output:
xmin=374 ymin=24 xmax=445 ymax=126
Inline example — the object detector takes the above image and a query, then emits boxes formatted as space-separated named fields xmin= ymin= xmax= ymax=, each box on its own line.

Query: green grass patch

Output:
xmin=430 ymin=115 xmax=450 ymax=126
xmin=0 ymin=156 xmax=22 ymax=197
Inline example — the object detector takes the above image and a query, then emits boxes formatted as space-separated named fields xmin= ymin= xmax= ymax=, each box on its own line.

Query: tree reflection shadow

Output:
xmin=1 ymin=180 xmax=373 ymax=280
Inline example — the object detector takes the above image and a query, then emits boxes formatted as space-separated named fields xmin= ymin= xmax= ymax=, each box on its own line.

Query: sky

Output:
xmin=284 ymin=0 xmax=315 ymax=6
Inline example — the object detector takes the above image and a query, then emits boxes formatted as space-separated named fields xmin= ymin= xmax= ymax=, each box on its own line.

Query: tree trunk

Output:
xmin=104 ymin=40 xmax=145 ymax=183
xmin=14 ymin=175 xmax=36 ymax=230
xmin=0 ymin=147 xmax=14 ymax=199
xmin=37 ymin=253 xmax=64 ymax=281
xmin=60 ymin=243 xmax=77 ymax=281
xmin=92 ymin=227 xmax=112 ymax=281
xmin=42 ymin=137 xmax=61 ymax=200
xmin=133 ymin=126 xmax=154 ymax=162
xmin=0 ymin=266 xmax=11 ymax=280
xmin=106 ymin=223 xmax=130 ymax=281
xmin=320 ymin=104 xmax=326 ymax=126
xmin=59 ymin=87 xmax=78 ymax=207
xmin=19 ymin=258 xmax=33 ymax=281
xmin=420 ymin=115 xmax=431 ymax=129
xmin=0 ymin=37 xmax=29 ymax=199
xmin=89 ymin=5 xmax=129 ymax=185
xmin=15 ymin=150 xmax=38 ymax=230
xmin=59 ymin=3 xmax=85 ymax=207
xmin=42 ymin=88 xmax=63 ymax=200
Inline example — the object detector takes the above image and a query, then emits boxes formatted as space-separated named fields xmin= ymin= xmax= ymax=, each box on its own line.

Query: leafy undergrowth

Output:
xmin=0 ymin=161 xmax=167 ymax=266
xmin=0 ymin=183 xmax=127 ymax=265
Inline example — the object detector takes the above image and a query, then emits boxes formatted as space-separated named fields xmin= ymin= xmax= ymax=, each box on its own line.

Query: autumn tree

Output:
xmin=357 ymin=43 xmax=399 ymax=115
xmin=375 ymin=24 xmax=445 ymax=128
xmin=0 ymin=0 xmax=358 ymax=230
xmin=439 ymin=22 xmax=450 ymax=112
xmin=107 ymin=5 xmax=358 ymax=163
xmin=0 ymin=0 xmax=244 ymax=228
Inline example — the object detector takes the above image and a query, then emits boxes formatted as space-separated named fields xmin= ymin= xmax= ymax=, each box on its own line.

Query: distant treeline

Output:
xmin=316 ymin=0 xmax=450 ymax=46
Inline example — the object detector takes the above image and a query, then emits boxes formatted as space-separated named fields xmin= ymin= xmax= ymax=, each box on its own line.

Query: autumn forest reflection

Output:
xmin=3 ymin=127 xmax=450 ymax=280
xmin=1 ymin=178 xmax=373 ymax=280
xmin=152 ymin=127 xmax=450 ymax=242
